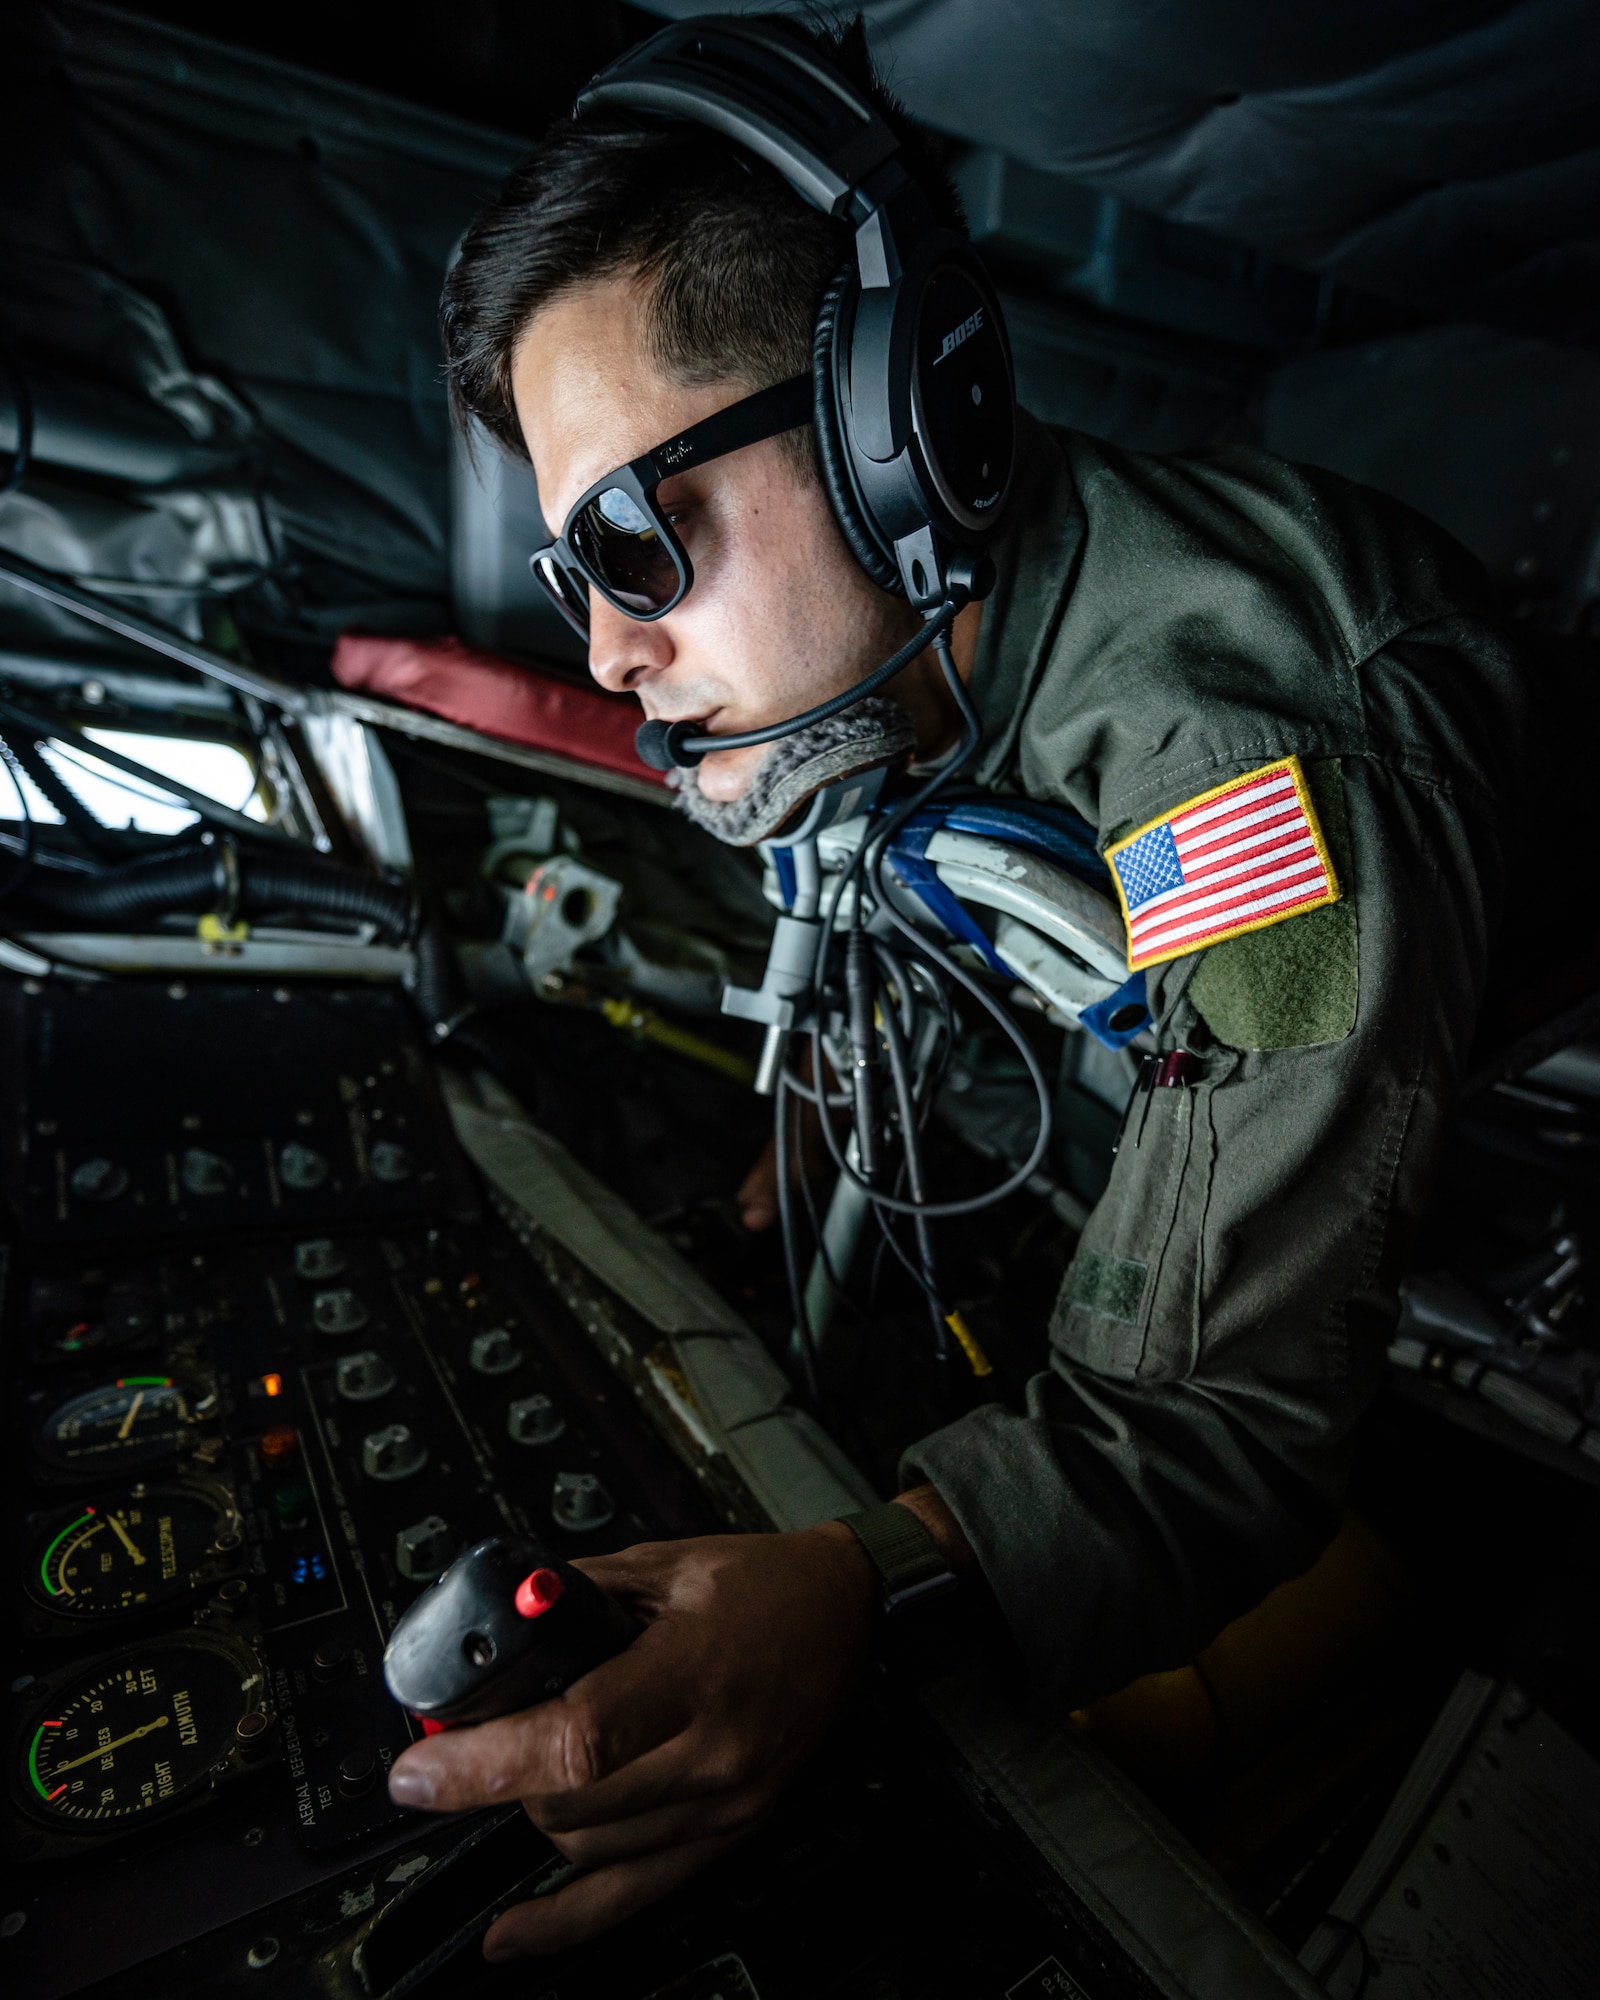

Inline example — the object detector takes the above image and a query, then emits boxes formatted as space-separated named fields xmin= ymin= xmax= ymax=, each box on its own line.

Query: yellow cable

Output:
xmin=599 ymin=997 xmax=756 ymax=1086
xmin=945 ymin=1310 xmax=993 ymax=1377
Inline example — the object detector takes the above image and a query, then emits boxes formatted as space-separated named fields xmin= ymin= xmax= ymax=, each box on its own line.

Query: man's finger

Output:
xmin=483 ymin=1834 xmax=737 ymax=1960
xmin=388 ymin=1621 xmax=698 ymax=1812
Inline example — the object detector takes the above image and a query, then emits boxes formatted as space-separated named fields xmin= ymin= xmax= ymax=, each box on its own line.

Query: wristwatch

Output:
xmin=837 ymin=1502 xmax=959 ymax=1614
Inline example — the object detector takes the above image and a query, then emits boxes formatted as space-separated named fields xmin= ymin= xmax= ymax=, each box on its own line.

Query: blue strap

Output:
xmin=888 ymin=820 xmax=1014 ymax=977
xmin=893 ymin=799 xmax=1111 ymax=893
xmin=1079 ymin=971 xmax=1149 ymax=1050
xmin=771 ymin=845 xmax=798 ymax=910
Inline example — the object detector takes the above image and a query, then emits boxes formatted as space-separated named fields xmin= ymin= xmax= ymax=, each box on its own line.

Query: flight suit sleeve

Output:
xmin=903 ymin=741 xmax=1509 ymax=1704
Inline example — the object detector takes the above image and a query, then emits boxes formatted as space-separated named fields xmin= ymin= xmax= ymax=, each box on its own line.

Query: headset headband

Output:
xmin=579 ymin=18 xmax=925 ymax=288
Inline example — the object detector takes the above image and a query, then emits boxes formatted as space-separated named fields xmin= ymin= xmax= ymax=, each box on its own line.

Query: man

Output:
xmin=389 ymin=20 xmax=1528 ymax=1959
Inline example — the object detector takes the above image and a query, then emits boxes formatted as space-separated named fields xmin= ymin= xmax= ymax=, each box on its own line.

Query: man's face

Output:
xmin=512 ymin=276 xmax=918 ymax=801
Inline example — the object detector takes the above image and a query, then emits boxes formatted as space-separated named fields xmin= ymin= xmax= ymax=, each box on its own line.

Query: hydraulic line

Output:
xmin=10 ymin=839 xmax=414 ymax=942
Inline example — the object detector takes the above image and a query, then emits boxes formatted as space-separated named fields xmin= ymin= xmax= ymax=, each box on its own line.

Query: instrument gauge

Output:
xmin=24 ymin=1484 xmax=241 ymax=1621
xmin=35 ymin=1377 xmax=195 ymax=1474
xmin=14 ymin=1635 xmax=268 ymax=1829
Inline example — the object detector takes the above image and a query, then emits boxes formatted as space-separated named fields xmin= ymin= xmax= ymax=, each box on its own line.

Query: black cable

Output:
xmin=778 ymin=1071 xmax=853 ymax=1109
xmin=801 ymin=620 xmax=1054 ymax=1218
xmin=870 ymin=935 xmax=919 ymax=1043
xmin=0 ymin=350 xmax=34 ymax=497
xmin=875 ymin=960 xmax=952 ymax=1368
xmin=791 ymin=1092 xmax=862 ymax=1320
xmin=773 ymin=1075 xmax=822 ymax=1408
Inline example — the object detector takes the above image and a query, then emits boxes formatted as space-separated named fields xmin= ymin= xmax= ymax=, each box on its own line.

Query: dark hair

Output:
xmin=441 ymin=16 xmax=964 ymax=466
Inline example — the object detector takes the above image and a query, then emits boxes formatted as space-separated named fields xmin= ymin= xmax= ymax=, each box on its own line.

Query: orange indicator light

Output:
xmin=260 ymin=1425 xmax=298 ymax=1466
xmin=261 ymin=1372 xmax=284 ymax=1397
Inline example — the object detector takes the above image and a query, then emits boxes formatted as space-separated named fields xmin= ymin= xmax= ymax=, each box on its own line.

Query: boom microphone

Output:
xmin=632 ymin=554 xmax=993 ymax=772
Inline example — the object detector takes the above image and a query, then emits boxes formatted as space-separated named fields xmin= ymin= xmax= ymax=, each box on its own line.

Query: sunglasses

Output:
xmin=527 ymin=373 xmax=814 ymax=639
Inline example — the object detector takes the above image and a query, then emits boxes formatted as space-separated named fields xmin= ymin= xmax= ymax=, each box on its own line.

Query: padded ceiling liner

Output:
xmin=643 ymin=0 xmax=1600 ymax=342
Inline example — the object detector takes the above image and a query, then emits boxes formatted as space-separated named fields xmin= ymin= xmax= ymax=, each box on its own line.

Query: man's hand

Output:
xmin=385 ymin=1523 xmax=878 ymax=1958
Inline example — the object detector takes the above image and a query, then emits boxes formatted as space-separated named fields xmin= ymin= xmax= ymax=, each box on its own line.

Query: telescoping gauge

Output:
xmin=23 ymin=1481 xmax=242 ymax=1622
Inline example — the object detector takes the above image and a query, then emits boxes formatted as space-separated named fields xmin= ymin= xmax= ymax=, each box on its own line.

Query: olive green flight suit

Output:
xmin=904 ymin=412 xmax=1530 ymax=1704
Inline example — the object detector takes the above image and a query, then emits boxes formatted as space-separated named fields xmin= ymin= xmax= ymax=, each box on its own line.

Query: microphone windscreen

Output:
xmin=634 ymin=719 xmax=676 ymax=771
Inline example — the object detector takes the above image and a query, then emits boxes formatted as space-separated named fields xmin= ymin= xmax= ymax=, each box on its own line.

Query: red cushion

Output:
xmin=331 ymin=634 xmax=667 ymax=787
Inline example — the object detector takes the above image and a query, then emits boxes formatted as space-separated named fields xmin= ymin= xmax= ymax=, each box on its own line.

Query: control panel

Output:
xmin=0 ymin=973 xmax=712 ymax=1997
xmin=0 ymin=973 xmax=1149 ymax=2000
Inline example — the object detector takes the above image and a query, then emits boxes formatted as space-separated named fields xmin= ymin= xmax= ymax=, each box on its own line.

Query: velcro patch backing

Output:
xmin=1063 ymin=1248 xmax=1149 ymax=1324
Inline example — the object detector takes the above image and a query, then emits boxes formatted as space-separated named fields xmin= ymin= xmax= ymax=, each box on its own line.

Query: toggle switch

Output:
xmin=313 ymin=1288 xmax=369 ymax=1336
xmin=295 ymin=1238 xmax=347 ymax=1281
xmin=370 ymin=1141 xmax=414 ymax=1184
xmin=69 ymin=1156 xmax=129 ymax=1204
xmin=336 ymin=1351 xmax=396 ymax=1403
xmin=337 ymin=1750 xmax=377 ymax=1798
xmin=551 ymin=1471 xmax=614 ymax=1534
xmin=396 ymin=1515 xmax=456 ymax=1583
xmin=279 ymin=1142 xmax=330 ymax=1190
xmin=507 ymin=1393 xmax=565 ymax=1447
xmin=469 ymin=1327 xmax=522 ymax=1376
xmin=182 ymin=1147 xmax=234 ymax=1197
xmin=363 ymin=1424 xmax=427 ymax=1482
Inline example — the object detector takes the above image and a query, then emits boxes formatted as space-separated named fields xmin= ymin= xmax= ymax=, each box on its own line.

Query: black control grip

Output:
xmin=383 ymin=1535 xmax=639 ymax=1728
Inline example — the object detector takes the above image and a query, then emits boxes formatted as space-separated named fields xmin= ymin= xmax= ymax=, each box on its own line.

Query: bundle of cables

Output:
xmin=773 ymin=618 xmax=1054 ymax=1409
xmin=0 ymin=704 xmax=414 ymax=946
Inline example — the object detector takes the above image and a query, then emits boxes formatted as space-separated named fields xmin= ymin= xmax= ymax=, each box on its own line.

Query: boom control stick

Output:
xmin=383 ymin=1536 xmax=639 ymax=1731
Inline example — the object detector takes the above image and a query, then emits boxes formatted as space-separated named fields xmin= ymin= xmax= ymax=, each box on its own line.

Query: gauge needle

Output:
xmin=116 ymin=1390 xmax=146 ymax=1441
xmin=107 ymin=1513 xmax=147 ymax=1566
xmin=48 ymin=1714 xmax=169 ymax=1774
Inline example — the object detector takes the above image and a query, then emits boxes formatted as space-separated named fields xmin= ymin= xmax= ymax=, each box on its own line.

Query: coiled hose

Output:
xmin=12 ymin=840 xmax=414 ymax=944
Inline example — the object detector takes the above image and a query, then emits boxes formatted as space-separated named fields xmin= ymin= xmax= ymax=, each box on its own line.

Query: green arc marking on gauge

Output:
xmin=38 ymin=1509 xmax=97 ymax=1596
xmin=115 ymin=1377 xmax=172 ymax=1389
xmin=28 ymin=1723 xmax=57 ymax=1800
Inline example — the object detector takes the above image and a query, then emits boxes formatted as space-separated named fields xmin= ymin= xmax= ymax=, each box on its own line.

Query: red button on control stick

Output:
xmin=514 ymin=1566 xmax=564 ymax=1620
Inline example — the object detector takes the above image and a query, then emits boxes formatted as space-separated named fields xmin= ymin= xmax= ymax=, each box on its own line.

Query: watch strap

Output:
xmin=837 ymin=1502 xmax=957 ymax=1613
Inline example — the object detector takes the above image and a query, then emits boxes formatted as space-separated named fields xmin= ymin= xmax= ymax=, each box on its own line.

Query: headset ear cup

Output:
xmin=812 ymin=262 xmax=902 ymax=595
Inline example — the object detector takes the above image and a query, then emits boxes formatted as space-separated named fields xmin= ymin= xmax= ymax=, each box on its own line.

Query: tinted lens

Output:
xmin=570 ymin=487 xmax=682 ymax=616
xmin=531 ymin=553 xmax=590 ymax=634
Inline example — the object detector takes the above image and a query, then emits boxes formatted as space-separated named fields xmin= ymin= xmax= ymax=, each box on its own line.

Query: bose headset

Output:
xmin=578 ymin=13 xmax=1019 ymax=771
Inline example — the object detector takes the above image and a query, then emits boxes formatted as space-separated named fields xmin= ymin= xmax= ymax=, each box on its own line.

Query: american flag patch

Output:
xmin=1106 ymin=756 xmax=1340 ymax=972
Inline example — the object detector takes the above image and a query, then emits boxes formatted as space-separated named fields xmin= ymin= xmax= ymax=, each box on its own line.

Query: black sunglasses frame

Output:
xmin=528 ymin=373 xmax=814 ymax=639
